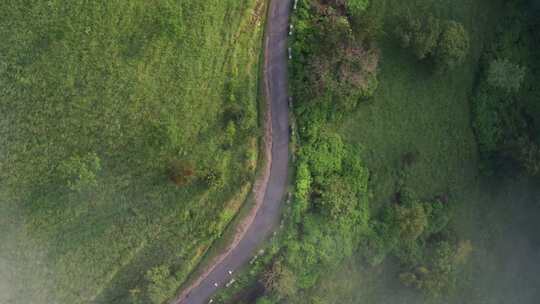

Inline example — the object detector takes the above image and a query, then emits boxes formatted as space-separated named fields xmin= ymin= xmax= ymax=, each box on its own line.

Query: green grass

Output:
xmin=0 ymin=1 xmax=265 ymax=303
xmin=341 ymin=0 xmax=502 ymax=206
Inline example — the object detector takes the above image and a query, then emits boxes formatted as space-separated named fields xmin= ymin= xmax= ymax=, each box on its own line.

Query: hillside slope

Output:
xmin=0 ymin=1 xmax=265 ymax=303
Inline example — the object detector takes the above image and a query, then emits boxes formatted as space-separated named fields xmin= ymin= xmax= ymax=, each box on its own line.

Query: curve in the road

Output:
xmin=173 ymin=1 xmax=291 ymax=303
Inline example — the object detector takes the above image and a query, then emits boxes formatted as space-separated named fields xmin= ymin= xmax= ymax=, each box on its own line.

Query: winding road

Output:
xmin=173 ymin=0 xmax=291 ymax=303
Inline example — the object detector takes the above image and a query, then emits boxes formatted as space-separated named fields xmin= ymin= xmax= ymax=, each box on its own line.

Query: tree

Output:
xmin=319 ymin=175 xmax=356 ymax=220
xmin=345 ymin=0 xmax=370 ymax=16
xmin=394 ymin=201 xmax=428 ymax=241
xmin=395 ymin=12 xmax=442 ymax=60
xmin=395 ymin=14 xmax=469 ymax=70
xmin=315 ymin=14 xmax=353 ymax=55
xmin=487 ymin=58 xmax=526 ymax=92
xmin=435 ymin=21 xmax=470 ymax=70
xmin=398 ymin=241 xmax=459 ymax=299
xmin=261 ymin=260 xmax=297 ymax=299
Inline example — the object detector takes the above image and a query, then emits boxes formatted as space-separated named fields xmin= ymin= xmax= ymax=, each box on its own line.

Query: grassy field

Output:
xmin=340 ymin=0 xmax=502 ymax=206
xmin=0 ymin=1 xmax=265 ymax=303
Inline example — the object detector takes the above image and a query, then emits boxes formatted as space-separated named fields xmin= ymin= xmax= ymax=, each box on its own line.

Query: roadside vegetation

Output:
xmin=216 ymin=0 xmax=540 ymax=304
xmin=0 ymin=1 xmax=266 ymax=303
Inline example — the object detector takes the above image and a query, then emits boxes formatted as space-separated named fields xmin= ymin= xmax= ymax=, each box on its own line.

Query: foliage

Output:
xmin=168 ymin=160 xmax=196 ymax=187
xmin=291 ymin=0 xmax=380 ymax=111
xmin=516 ymin=137 xmax=540 ymax=175
xmin=436 ymin=21 xmax=470 ymax=70
xmin=256 ymin=297 xmax=277 ymax=304
xmin=471 ymin=6 xmax=540 ymax=176
xmin=345 ymin=0 xmax=371 ymax=16
xmin=487 ymin=58 xmax=526 ymax=92
xmin=398 ymin=241 xmax=461 ymax=299
xmin=145 ymin=266 xmax=180 ymax=304
xmin=394 ymin=201 xmax=429 ymax=241
xmin=395 ymin=12 xmax=469 ymax=70
xmin=261 ymin=260 xmax=297 ymax=299
xmin=395 ymin=12 xmax=442 ymax=60
xmin=293 ymin=161 xmax=312 ymax=222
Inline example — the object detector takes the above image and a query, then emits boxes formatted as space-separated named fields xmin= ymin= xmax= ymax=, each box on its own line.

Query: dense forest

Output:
xmin=0 ymin=1 xmax=265 ymax=303
xmin=215 ymin=0 xmax=540 ymax=303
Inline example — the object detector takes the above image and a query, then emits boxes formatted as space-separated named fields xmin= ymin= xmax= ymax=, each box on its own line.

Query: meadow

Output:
xmin=0 ymin=1 xmax=265 ymax=303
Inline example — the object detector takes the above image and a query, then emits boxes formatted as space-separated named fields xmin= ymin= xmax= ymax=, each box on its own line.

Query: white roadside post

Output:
xmin=249 ymin=255 xmax=258 ymax=264
xmin=288 ymin=47 xmax=292 ymax=60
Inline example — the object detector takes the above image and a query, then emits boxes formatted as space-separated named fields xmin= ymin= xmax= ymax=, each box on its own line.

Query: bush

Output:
xmin=301 ymin=130 xmax=345 ymax=183
xmin=293 ymin=0 xmax=380 ymax=111
xmin=145 ymin=266 xmax=179 ymax=304
xmin=293 ymin=161 xmax=312 ymax=222
xmin=435 ymin=21 xmax=470 ymax=70
xmin=487 ymin=58 xmax=526 ymax=92
xmin=516 ymin=137 xmax=540 ymax=176
xmin=395 ymin=13 xmax=469 ymax=70
xmin=394 ymin=201 xmax=429 ymax=241
xmin=262 ymin=260 xmax=297 ymax=298
xmin=345 ymin=0 xmax=370 ymax=16
xmin=318 ymin=175 xmax=357 ymax=220
xmin=168 ymin=160 xmax=195 ymax=186
xmin=395 ymin=12 xmax=442 ymax=60
xmin=471 ymin=81 xmax=512 ymax=157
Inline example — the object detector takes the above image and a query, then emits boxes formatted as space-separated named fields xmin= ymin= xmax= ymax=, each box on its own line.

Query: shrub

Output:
xmin=168 ymin=160 xmax=195 ymax=186
xmin=487 ymin=58 xmax=526 ymax=92
xmin=302 ymin=130 xmax=345 ymax=183
xmin=394 ymin=201 xmax=428 ymax=241
xmin=435 ymin=21 xmax=470 ymax=70
xmin=345 ymin=0 xmax=370 ymax=16
xmin=395 ymin=13 xmax=469 ymax=70
xmin=261 ymin=260 xmax=297 ymax=299
xmin=395 ymin=12 xmax=442 ymax=60
xmin=145 ymin=266 xmax=179 ymax=304
xmin=516 ymin=137 xmax=540 ymax=176
xmin=318 ymin=175 xmax=357 ymax=220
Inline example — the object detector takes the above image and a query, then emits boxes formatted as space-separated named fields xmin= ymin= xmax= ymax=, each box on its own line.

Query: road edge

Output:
xmin=171 ymin=2 xmax=274 ymax=303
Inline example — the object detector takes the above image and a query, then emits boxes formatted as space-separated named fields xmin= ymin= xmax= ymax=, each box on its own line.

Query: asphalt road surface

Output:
xmin=174 ymin=0 xmax=291 ymax=303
